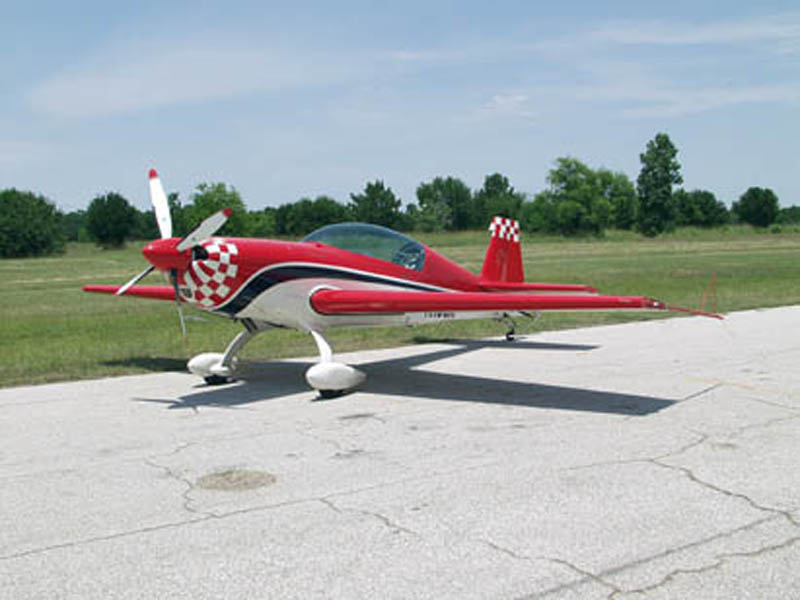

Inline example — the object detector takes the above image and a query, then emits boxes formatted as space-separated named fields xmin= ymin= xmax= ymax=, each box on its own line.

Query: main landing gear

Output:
xmin=497 ymin=311 xmax=541 ymax=341
xmin=187 ymin=320 xmax=366 ymax=396
xmin=305 ymin=331 xmax=366 ymax=398
xmin=187 ymin=318 xmax=270 ymax=385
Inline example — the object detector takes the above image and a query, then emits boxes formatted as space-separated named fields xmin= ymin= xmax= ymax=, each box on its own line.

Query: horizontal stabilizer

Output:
xmin=311 ymin=289 xmax=723 ymax=318
xmin=83 ymin=285 xmax=179 ymax=301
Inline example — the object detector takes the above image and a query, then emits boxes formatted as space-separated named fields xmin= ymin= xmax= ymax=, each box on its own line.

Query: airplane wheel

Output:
xmin=204 ymin=374 xmax=230 ymax=385
xmin=318 ymin=389 xmax=346 ymax=399
xmin=505 ymin=332 xmax=516 ymax=342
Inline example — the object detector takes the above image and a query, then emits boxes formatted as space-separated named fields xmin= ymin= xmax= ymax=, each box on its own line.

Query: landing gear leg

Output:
xmin=305 ymin=330 xmax=366 ymax=397
xmin=499 ymin=313 xmax=517 ymax=341
xmin=188 ymin=319 xmax=270 ymax=385
xmin=498 ymin=311 xmax=541 ymax=342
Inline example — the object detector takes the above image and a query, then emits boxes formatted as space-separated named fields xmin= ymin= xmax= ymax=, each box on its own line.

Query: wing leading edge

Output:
xmin=310 ymin=289 xmax=723 ymax=319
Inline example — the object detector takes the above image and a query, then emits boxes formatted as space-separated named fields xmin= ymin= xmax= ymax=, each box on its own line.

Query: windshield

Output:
xmin=303 ymin=223 xmax=426 ymax=271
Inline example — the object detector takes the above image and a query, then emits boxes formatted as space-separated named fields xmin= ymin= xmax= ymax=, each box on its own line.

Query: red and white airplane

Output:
xmin=85 ymin=170 xmax=722 ymax=396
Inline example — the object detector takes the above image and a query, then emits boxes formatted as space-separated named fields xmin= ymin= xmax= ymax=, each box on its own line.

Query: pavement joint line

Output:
xmin=680 ymin=383 xmax=722 ymax=402
xmin=685 ymin=376 xmax=800 ymax=401
xmin=738 ymin=393 xmax=800 ymax=412
xmin=0 ymin=515 xmax=213 ymax=563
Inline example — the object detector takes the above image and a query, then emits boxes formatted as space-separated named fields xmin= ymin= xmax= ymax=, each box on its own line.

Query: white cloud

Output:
xmin=27 ymin=37 xmax=353 ymax=117
xmin=485 ymin=93 xmax=532 ymax=116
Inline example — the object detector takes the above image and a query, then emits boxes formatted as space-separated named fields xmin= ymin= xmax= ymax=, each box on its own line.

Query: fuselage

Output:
xmin=175 ymin=237 xmax=501 ymax=332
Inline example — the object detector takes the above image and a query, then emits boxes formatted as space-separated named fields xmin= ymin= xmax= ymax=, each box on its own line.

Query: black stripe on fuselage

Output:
xmin=215 ymin=264 xmax=443 ymax=316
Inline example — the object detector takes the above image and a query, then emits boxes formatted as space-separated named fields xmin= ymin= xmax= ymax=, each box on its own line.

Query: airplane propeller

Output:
xmin=115 ymin=169 xmax=232 ymax=337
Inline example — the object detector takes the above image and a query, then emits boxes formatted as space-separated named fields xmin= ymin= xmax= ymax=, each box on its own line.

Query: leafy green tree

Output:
xmin=86 ymin=192 xmax=137 ymax=248
xmin=473 ymin=173 xmax=524 ymax=225
xmin=0 ymin=189 xmax=65 ymax=257
xmin=185 ymin=182 xmax=250 ymax=237
xmin=62 ymin=209 xmax=87 ymax=242
xmin=399 ymin=204 xmax=419 ymax=232
xmin=130 ymin=208 xmax=161 ymax=240
xmin=276 ymin=196 xmax=349 ymax=236
xmin=732 ymin=187 xmax=779 ymax=227
xmin=520 ymin=192 xmax=557 ymax=233
xmin=636 ymin=133 xmax=682 ymax=236
xmin=546 ymin=158 xmax=610 ymax=235
xmin=416 ymin=177 xmax=472 ymax=230
xmin=777 ymin=206 xmax=800 ymax=225
xmin=413 ymin=196 xmax=452 ymax=232
xmin=521 ymin=158 xmax=612 ymax=236
xmin=167 ymin=192 xmax=191 ymax=238
xmin=597 ymin=169 xmax=638 ymax=230
xmin=249 ymin=208 xmax=277 ymax=238
xmin=349 ymin=181 xmax=402 ymax=228
xmin=674 ymin=189 xmax=729 ymax=227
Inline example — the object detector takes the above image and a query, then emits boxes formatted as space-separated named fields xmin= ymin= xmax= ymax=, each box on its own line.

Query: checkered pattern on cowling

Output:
xmin=183 ymin=239 xmax=239 ymax=307
xmin=488 ymin=217 xmax=520 ymax=243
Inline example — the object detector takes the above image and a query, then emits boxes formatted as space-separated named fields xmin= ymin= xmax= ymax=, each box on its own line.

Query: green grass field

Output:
xmin=2 ymin=225 xmax=799 ymax=387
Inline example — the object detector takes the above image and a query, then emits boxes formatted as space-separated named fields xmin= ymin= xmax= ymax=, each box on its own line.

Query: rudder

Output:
xmin=480 ymin=216 xmax=524 ymax=283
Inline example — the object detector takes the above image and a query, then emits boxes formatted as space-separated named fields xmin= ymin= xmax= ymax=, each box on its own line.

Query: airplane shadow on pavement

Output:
xmin=132 ymin=338 xmax=675 ymax=416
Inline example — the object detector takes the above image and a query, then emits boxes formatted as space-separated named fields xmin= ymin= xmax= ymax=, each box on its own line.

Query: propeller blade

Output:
xmin=115 ymin=265 xmax=155 ymax=296
xmin=148 ymin=169 xmax=172 ymax=239
xmin=170 ymin=270 xmax=187 ymax=338
xmin=176 ymin=208 xmax=232 ymax=252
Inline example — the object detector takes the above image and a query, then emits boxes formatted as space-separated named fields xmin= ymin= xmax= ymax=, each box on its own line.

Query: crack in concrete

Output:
xmin=608 ymin=533 xmax=800 ymax=598
xmin=542 ymin=557 xmax=621 ymax=596
xmin=571 ymin=410 xmax=800 ymax=476
xmin=723 ymin=413 xmax=800 ymax=441
xmin=318 ymin=497 xmax=418 ymax=537
xmin=476 ymin=539 xmax=621 ymax=598
xmin=140 ymin=442 xmax=216 ymax=518
xmin=650 ymin=458 xmax=800 ymax=528
xmin=569 ymin=431 xmax=709 ymax=473
xmin=531 ymin=515 xmax=785 ymax=598
xmin=296 ymin=426 xmax=345 ymax=453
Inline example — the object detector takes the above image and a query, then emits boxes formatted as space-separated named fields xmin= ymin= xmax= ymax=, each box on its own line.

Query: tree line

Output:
xmin=2 ymin=132 xmax=798 ymax=258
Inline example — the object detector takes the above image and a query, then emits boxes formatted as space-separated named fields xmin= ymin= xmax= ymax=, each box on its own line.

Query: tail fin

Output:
xmin=480 ymin=216 xmax=524 ymax=283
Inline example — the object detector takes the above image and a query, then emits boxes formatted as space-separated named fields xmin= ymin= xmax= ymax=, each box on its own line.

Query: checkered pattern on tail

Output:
xmin=182 ymin=239 xmax=239 ymax=308
xmin=488 ymin=217 xmax=520 ymax=243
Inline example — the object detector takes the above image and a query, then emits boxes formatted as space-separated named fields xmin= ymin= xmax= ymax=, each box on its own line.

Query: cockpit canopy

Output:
xmin=302 ymin=223 xmax=426 ymax=271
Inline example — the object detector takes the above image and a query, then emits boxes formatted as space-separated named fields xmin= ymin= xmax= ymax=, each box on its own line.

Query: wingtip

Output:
xmin=149 ymin=168 xmax=158 ymax=180
xmin=223 ymin=207 xmax=233 ymax=218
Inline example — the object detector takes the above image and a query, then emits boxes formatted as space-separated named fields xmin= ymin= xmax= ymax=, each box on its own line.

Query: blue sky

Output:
xmin=2 ymin=1 xmax=798 ymax=211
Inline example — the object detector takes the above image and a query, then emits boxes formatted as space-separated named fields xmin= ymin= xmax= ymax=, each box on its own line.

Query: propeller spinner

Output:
xmin=115 ymin=169 xmax=232 ymax=336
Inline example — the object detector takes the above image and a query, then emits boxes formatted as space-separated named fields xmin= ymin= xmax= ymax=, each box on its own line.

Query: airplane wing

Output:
xmin=310 ymin=289 xmax=723 ymax=318
xmin=83 ymin=285 xmax=178 ymax=301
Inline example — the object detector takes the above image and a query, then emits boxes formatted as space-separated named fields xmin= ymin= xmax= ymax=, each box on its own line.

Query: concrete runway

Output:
xmin=2 ymin=307 xmax=800 ymax=599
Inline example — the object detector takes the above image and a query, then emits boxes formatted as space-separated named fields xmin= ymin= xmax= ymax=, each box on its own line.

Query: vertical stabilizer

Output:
xmin=480 ymin=216 xmax=524 ymax=283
